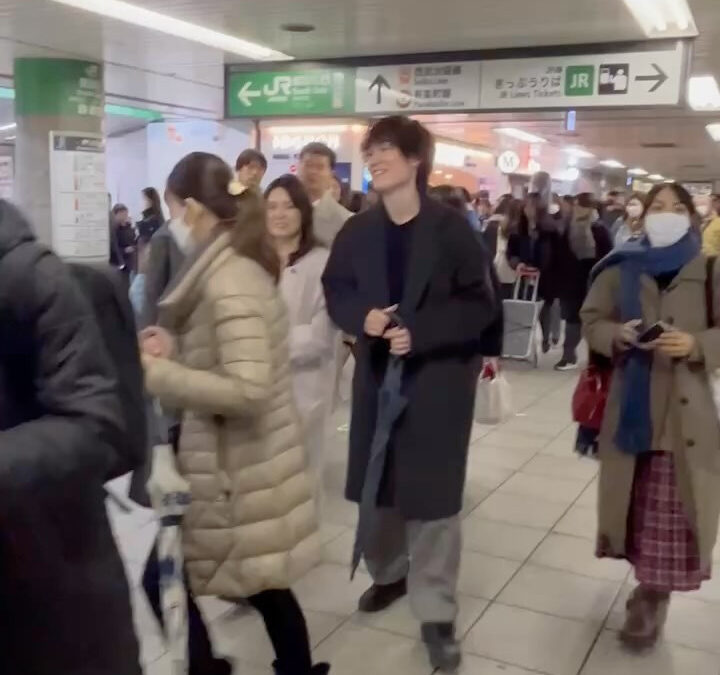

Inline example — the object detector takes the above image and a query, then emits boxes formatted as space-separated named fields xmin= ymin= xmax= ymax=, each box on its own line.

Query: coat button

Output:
xmin=686 ymin=439 xmax=696 ymax=448
xmin=680 ymin=397 xmax=689 ymax=405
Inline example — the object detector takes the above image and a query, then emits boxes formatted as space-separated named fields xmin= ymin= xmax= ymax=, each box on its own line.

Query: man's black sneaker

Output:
xmin=357 ymin=578 xmax=407 ymax=613
xmin=554 ymin=359 xmax=578 ymax=371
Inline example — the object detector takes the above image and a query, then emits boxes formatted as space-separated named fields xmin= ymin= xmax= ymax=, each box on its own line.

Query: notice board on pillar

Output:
xmin=49 ymin=131 xmax=108 ymax=261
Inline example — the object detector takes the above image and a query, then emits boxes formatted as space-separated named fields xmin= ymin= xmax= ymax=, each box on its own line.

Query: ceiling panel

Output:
xmin=421 ymin=109 xmax=720 ymax=182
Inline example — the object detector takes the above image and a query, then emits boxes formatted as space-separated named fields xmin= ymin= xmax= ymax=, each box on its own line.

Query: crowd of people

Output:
xmin=2 ymin=114 xmax=720 ymax=674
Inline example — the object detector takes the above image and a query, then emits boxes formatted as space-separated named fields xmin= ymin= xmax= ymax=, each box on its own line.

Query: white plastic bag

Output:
xmin=475 ymin=364 xmax=513 ymax=424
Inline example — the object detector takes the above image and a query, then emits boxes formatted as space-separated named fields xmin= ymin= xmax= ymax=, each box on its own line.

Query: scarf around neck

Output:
xmin=590 ymin=231 xmax=700 ymax=455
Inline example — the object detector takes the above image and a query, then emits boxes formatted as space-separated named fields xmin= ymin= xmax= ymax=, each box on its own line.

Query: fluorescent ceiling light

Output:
xmin=622 ymin=0 xmax=697 ymax=37
xmin=688 ymin=76 xmax=720 ymax=111
xmin=648 ymin=174 xmax=665 ymax=181
xmin=600 ymin=159 xmax=626 ymax=169
xmin=554 ymin=167 xmax=580 ymax=182
xmin=435 ymin=141 xmax=493 ymax=168
xmin=493 ymin=127 xmax=547 ymax=144
xmin=49 ymin=0 xmax=291 ymax=60
xmin=563 ymin=147 xmax=595 ymax=159
xmin=268 ymin=125 xmax=349 ymax=133
xmin=706 ymin=123 xmax=720 ymax=141
xmin=628 ymin=167 xmax=649 ymax=176
xmin=0 ymin=123 xmax=16 ymax=132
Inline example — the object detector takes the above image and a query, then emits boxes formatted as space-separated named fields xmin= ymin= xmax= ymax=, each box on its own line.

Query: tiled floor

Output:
xmin=109 ymin=352 xmax=720 ymax=675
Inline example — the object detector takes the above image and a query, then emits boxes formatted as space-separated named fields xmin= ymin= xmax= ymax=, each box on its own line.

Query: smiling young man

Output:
xmin=322 ymin=116 xmax=501 ymax=672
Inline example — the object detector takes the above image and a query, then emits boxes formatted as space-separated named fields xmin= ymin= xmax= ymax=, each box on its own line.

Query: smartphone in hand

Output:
xmin=637 ymin=322 xmax=666 ymax=344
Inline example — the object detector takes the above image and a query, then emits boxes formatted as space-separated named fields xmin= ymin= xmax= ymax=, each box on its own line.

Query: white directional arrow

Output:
xmin=238 ymin=81 xmax=261 ymax=107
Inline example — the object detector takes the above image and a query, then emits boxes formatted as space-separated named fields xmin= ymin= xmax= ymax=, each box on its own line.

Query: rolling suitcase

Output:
xmin=502 ymin=270 xmax=541 ymax=367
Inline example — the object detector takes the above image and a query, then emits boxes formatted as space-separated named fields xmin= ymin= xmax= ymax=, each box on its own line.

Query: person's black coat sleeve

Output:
xmin=0 ymin=252 xmax=123 ymax=504
xmin=409 ymin=220 xmax=500 ymax=356
xmin=322 ymin=220 xmax=374 ymax=337
xmin=141 ymin=233 xmax=170 ymax=328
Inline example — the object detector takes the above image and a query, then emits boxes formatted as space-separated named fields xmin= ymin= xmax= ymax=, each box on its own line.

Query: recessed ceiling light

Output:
xmin=493 ymin=127 xmax=547 ymax=144
xmin=600 ymin=159 xmax=626 ymax=169
xmin=706 ymin=124 xmax=720 ymax=141
xmin=434 ymin=169 xmax=443 ymax=174
xmin=688 ymin=76 xmax=720 ymax=111
xmin=628 ymin=167 xmax=649 ymax=176
xmin=445 ymin=174 xmax=454 ymax=180
xmin=281 ymin=23 xmax=316 ymax=33
xmin=563 ymin=147 xmax=595 ymax=159
xmin=622 ymin=0 xmax=697 ymax=37
xmin=49 ymin=0 xmax=292 ymax=60
xmin=648 ymin=174 xmax=665 ymax=181
xmin=0 ymin=123 xmax=16 ymax=132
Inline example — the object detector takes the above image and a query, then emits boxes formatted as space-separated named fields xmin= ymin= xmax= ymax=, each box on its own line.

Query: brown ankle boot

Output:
xmin=620 ymin=586 xmax=670 ymax=650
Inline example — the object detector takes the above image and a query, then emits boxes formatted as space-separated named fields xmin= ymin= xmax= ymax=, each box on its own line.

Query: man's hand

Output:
xmin=384 ymin=326 xmax=412 ymax=356
xmin=654 ymin=330 xmax=696 ymax=358
xmin=364 ymin=305 xmax=398 ymax=337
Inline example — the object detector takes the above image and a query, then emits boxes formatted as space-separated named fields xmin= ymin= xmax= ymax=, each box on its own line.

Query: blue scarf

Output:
xmin=590 ymin=232 xmax=700 ymax=455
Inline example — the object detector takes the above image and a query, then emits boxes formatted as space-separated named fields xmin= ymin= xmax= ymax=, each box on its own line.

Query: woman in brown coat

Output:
xmin=141 ymin=152 xmax=328 ymax=675
xmin=581 ymin=182 xmax=720 ymax=649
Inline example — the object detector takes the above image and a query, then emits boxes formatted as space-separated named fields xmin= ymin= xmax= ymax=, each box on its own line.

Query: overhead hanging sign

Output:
xmin=480 ymin=43 xmax=685 ymax=109
xmin=226 ymin=42 xmax=687 ymax=117
xmin=226 ymin=68 xmax=354 ymax=116
xmin=355 ymin=62 xmax=481 ymax=113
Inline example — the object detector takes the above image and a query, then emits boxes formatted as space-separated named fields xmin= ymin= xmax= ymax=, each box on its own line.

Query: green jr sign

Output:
xmin=227 ymin=69 xmax=354 ymax=117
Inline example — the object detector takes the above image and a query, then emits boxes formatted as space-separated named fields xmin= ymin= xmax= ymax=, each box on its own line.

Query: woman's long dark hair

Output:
xmin=264 ymin=174 xmax=320 ymax=266
xmin=142 ymin=187 xmax=164 ymax=219
xmin=166 ymin=152 xmax=280 ymax=282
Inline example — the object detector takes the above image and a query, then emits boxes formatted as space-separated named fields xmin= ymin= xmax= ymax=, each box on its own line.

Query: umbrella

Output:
xmin=147 ymin=397 xmax=192 ymax=675
xmin=158 ymin=488 xmax=192 ymax=675
xmin=351 ymin=314 xmax=409 ymax=579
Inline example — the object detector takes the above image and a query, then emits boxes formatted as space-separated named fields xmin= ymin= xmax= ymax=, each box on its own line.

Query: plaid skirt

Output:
xmin=610 ymin=451 xmax=711 ymax=592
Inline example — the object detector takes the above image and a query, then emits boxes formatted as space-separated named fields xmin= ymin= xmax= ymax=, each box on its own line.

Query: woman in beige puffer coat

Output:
xmin=141 ymin=151 xmax=328 ymax=675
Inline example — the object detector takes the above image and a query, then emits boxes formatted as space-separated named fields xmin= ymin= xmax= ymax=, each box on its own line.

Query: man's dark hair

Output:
xmin=235 ymin=148 xmax=267 ymax=172
xmin=299 ymin=142 xmax=337 ymax=168
xmin=361 ymin=116 xmax=435 ymax=193
xmin=112 ymin=203 xmax=128 ymax=215
xmin=457 ymin=187 xmax=472 ymax=204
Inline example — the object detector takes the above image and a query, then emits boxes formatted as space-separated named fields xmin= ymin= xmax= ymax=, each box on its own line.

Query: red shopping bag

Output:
xmin=572 ymin=366 xmax=611 ymax=431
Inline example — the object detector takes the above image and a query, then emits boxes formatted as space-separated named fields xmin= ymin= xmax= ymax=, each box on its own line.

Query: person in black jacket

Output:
xmin=554 ymin=192 xmax=613 ymax=370
xmin=0 ymin=200 xmax=141 ymax=675
xmin=136 ymin=186 xmax=164 ymax=248
xmin=109 ymin=202 xmax=137 ymax=274
xmin=322 ymin=117 xmax=500 ymax=672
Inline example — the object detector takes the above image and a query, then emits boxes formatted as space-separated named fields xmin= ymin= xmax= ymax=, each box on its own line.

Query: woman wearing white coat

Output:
xmin=265 ymin=175 xmax=338 ymax=494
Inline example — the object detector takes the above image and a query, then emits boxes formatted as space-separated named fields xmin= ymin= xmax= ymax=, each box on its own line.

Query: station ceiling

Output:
xmin=0 ymin=0 xmax=719 ymax=181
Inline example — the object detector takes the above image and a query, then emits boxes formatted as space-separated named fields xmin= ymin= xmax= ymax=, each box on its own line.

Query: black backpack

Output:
xmin=68 ymin=263 xmax=147 ymax=481
xmin=0 ymin=242 xmax=146 ymax=481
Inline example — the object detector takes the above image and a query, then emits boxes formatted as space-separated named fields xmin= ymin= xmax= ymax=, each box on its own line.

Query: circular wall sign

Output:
xmin=497 ymin=150 xmax=521 ymax=174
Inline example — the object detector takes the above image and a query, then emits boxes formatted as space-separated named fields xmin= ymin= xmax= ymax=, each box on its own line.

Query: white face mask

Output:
xmin=548 ymin=203 xmax=560 ymax=215
xmin=644 ymin=212 xmax=691 ymax=248
xmin=697 ymin=204 xmax=710 ymax=218
xmin=169 ymin=217 xmax=192 ymax=253
xmin=626 ymin=203 xmax=643 ymax=219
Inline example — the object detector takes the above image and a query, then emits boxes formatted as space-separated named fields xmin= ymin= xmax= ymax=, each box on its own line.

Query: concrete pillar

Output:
xmin=14 ymin=57 xmax=107 ymax=263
